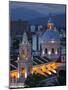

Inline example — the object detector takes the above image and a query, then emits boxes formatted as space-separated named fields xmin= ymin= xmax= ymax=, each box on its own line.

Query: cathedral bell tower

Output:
xmin=18 ymin=32 xmax=32 ymax=80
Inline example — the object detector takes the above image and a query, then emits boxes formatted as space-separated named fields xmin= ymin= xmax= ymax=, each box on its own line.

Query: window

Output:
xmin=32 ymin=35 xmax=37 ymax=51
xmin=52 ymin=48 xmax=54 ymax=54
xmin=45 ymin=48 xmax=47 ymax=54
xmin=31 ymin=25 xmax=35 ymax=32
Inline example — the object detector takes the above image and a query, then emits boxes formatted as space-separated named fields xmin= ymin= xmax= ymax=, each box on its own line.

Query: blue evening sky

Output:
xmin=9 ymin=1 xmax=66 ymax=21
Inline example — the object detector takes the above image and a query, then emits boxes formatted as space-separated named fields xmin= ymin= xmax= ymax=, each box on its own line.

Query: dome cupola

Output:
xmin=47 ymin=17 xmax=54 ymax=29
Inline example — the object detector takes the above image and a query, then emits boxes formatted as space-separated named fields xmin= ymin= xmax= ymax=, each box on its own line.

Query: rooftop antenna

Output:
xmin=48 ymin=11 xmax=53 ymax=22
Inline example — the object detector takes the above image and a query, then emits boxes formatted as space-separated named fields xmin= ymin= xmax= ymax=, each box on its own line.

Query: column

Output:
xmin=18 ymin=62 xmax=21 ymax=79
xmin=24 ymin=63 xmax=28 ymax=79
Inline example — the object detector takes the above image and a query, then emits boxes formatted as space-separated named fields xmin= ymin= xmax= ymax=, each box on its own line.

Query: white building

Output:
xmin=40 ymin=18 xmax=60 ymax=61
xmin=18 ymin=32 xmax=32 ymax=82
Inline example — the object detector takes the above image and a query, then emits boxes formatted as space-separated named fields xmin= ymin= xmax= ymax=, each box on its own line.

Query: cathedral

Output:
xmin=32 ymin=18 xmax=60 ymax=60
xmin=10 ymin=18 xmax=65 ymax=88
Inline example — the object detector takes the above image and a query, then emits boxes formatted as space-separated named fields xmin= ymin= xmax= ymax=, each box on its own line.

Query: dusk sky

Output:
xmin=10 ymin=1 xmax=66 ymax=21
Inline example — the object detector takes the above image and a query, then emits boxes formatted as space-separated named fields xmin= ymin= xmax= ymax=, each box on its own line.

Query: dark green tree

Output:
xmin=24 ymin=73 xmax=46 ymax=88
xmin=58 ymin=70 xmax=66 ymax=85
xmin=13 ymin=39 xmax=19 ymax=49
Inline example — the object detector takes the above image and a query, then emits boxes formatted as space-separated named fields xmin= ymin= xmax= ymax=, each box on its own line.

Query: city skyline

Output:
xmin=9 ymin=1 xmax=66 ymax=88
xmin=10 ymin=2 xmax=66 ymax=28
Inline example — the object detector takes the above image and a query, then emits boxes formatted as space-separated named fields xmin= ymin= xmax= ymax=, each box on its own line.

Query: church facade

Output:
xmin=9 ymin=18 xmax=66 ymax=88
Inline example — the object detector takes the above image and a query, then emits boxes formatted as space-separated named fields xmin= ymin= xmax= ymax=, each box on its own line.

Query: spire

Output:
xmin=48 ymin=17 xmax=53 ymax=24
xmin=22 ymin=32 xmax=28 ymax=45
xmin=21 ymin=32 xmax=31 ymax=47
xmin=47 ymin=13 xmax=54 ymax=29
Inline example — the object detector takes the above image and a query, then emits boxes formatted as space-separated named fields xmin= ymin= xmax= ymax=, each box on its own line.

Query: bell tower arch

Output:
xmin=18 ymin=32 xmax=32 ymax=81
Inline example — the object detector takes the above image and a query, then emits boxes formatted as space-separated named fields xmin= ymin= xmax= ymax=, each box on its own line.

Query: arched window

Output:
xmin=52 ymin=48 xmax=54 ymax=54
xmin=45 ymin=48 xmax=47 ymax=54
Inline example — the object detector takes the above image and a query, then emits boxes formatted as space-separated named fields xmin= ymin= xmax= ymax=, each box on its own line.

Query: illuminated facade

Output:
xmin=18 ymin=32 xmax=32 ymax=82
xmin=10 ymin=32 xmax=32 ymax=86
xmin=41 ymin=18 xmax=60 ymax=61
xmin=10 ymin=18 xmax=66 ymax=88
xmin=10 ymin=62 xmax=65 ymax=80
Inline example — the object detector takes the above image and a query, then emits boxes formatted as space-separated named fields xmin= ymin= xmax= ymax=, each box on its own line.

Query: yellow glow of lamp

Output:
xmin=41 ymin=65 xmax=52 ymax=75
xmin=48 ymin=23 xmax=54 ymax=29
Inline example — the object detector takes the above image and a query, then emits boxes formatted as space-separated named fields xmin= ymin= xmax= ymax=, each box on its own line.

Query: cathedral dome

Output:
xmin=41 ymin=29 xmax=60 ymax=43
xmin=40 ymin=17 xmax=60 ymax=43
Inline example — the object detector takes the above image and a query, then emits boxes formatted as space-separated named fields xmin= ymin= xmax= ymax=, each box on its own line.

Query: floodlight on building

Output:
xmin=42 ymin=50 xmax=45 ymax=55
xmin=48 ymin=50 xmax=51 ymax=55
xmin=17 ymin=56 xmax=19 ymax=61
xmin=51 ymin=40 xmax=55 ymax=43
xmin=25 ymin=71 xmax=27 ymax=78
xmin=46 ymin=70 xmax=52 ymax=75
xmin=18 ymin=73 xmax=20 ymax=78
xmin=55 ymin=50 xmax=58 ymax=54
xmin=52 ymin=69 xmax=56 ymax=73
